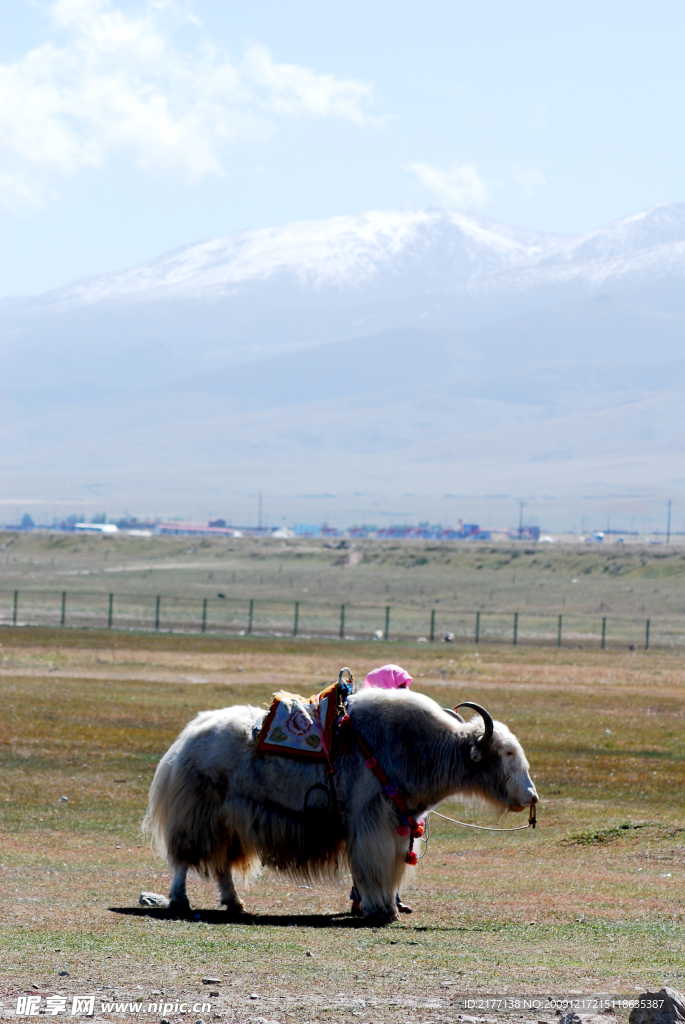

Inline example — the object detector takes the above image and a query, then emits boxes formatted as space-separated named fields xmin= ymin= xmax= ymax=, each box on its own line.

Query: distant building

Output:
xmin=294 ymin=524 xmax=320 ymax=537
xmin=156 ymin=521 xmax=241 ymax=537
xmin=75 ymin=523 xmax=119 ymax=534
xmin=520 ymin=525 xmax=540 ymax=541
xmin=271 ymin=526 xmax=294 ymax=539
xmin=375 ymin=523 xmax=491 ymax=541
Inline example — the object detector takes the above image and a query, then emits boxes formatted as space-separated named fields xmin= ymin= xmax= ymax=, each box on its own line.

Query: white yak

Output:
xmin=144 ymin=688 xmax=538 ymax=923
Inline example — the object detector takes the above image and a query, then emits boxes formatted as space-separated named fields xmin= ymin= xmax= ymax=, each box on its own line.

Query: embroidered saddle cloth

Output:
xmin=254 ymin=682 xmax=340 ymax=761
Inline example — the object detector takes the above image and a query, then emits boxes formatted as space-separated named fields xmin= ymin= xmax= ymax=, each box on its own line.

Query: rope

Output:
xmin=417 ymin=813 xmax=431 ymax=860
xmin=430 ymin=807 xmax=536 ymax=832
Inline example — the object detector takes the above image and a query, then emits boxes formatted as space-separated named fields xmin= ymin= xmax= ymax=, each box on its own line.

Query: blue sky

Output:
xmin=2 ymin=0 xmax=685 ymax=296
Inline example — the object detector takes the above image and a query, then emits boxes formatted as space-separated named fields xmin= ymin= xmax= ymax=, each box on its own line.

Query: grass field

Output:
xmin=3 ymin=532 xmax=685 ymax=648
xmin=1 ymin=625 xmax=683 ymax=1022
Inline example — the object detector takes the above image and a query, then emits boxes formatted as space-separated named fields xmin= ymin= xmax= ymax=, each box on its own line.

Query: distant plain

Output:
xmin=2 ymin=532 xmax=685 ymax=647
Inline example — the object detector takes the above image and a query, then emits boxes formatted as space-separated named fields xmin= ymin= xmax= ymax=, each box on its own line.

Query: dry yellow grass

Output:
xmin=1 ymin=628 xmax=684 ymax=1022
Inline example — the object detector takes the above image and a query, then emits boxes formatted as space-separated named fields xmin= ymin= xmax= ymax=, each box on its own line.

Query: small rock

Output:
xmin=160 ymin=1018 xmax=171 ymax=1023
xmin=58 ymin=796 xmax=68 ymax=802
xmin=561 ymin=1010 xmax=615 ymax=1024
xmin=209 ymin=992 xmax=219 ymax=998
xmin=201 ymin=978 xmax=221 ymax=985
xmin=440 ymin=981 xmax=452 ymax=988
xmin=140 ymin=892 xmax=169 ymax=908
xmin=629 ymin=989 xmax=685 ymax=1024
xmin=305 ymin=951 xmax=313 ymax=957
xmin=58 ymin=970 xmax=69 ymax=977
xmin=249 ymin=993 xmax=259 ymax=999
xmin=32 ymin=984 xmax=39 ymax=990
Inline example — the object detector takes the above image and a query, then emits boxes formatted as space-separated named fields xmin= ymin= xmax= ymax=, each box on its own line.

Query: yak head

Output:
xmin=449 ymin=702 xmax=538 ymax=814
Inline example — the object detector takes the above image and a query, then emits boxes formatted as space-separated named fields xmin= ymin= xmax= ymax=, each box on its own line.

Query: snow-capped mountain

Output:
xmin=2 ymin=203 xmax=685 ymax=523
xmin=30 ymin=208 xmax=564 ymax=309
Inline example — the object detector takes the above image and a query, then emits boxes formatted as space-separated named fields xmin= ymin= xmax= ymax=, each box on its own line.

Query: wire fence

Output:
xmin=0 ymin=588 xmax=682 ymax=650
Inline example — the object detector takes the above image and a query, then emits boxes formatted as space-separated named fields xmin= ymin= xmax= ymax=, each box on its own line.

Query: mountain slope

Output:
xmin=2 ymin=203 xmax=685 ymax=524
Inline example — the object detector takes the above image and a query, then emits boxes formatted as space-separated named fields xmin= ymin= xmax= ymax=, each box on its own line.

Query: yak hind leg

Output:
xmin=215 ymin=863 xmax=245 ymax=915
xmin=167 ymin=864 xmax=191 ymax=916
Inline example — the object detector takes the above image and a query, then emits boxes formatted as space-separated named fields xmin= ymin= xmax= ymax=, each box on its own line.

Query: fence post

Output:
xmin=155 ymin=596 xmax=161 ymax=631
xmin=601 ymin=616 xmax=606 ymax=650
xmin=645 ymin=619 xmax=650 ymax=651
xmin=247 ymin=599 xmax=254 ymax=635
xmin=430 ymin=608 xmax=435 ymax=643
xmin=201 ymin=597 xmax=207 ymax=634
xmin=513 ymin=611 xmax=518 ymax=645
xmin=475 ymin=611 xmax=480 ymax=644
xmin=293 ymin=601 xmax=299 ymax=637
xmin=557 ymin=614 xmax=562 ymax=647
xmin=61 ymin=591 xmax=66 ymax=627
xmin=108 ymin=593 xmax=114 ymax=629
xmin=384 ymin=606 xmax=390 ymax=641
xmin=13 ymin=590 xmax=18 ymax=627
xmin=339 ymin=604 xmax=345 ymax=640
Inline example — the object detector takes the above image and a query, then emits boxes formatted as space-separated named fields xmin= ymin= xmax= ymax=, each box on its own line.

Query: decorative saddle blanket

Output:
xmin=254 ymin=681 xmax=342 ymax=762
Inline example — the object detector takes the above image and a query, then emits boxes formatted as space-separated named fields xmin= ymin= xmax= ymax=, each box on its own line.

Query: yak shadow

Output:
xmin=109 ymin=906 xmax=382 ymax=928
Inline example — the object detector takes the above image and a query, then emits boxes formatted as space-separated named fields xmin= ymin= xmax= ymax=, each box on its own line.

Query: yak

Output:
xmin=144 ymin=687 xmax=538 ymax=923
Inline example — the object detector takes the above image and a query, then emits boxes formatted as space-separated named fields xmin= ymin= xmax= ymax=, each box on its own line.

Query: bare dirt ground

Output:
xmin=1 ymin=628 xmax=684 ymax=1023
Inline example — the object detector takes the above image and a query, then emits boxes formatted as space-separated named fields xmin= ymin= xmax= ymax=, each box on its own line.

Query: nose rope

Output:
xmin=430 ymin=801 xmax=537 ymax=832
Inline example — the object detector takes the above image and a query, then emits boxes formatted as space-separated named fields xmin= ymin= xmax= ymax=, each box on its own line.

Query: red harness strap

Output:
xmin=340 ymin=715 xmax=424 ymax=864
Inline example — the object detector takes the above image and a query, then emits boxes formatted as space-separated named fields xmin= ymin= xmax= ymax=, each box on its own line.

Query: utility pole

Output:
xmin=667 ymin=499 xmax=672 ymax=544
xmin=518 ymin=501 xmax=525 ymax=540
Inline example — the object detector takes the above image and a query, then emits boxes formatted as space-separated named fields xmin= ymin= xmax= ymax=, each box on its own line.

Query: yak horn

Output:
xmin=442 ymin=707 xmax=465 ymax=723
xmin=456 ymin=702 xmax=494 ymax=745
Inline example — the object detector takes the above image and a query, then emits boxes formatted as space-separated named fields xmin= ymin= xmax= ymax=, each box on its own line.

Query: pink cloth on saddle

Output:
xmin=363 ymin=664 xmax=412 ymax=690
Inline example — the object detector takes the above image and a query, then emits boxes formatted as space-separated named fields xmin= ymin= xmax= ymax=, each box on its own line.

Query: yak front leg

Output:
xmin=347 ymin=820 xmax=404 ymax=924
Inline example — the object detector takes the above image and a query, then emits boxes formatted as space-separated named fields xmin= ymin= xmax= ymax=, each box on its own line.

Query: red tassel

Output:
xmin=405 ymin=850 xmax=418 ymax=866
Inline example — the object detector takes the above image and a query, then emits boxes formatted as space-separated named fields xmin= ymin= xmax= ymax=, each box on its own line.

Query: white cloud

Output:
xmin=409 ymin=160 xmax=489 ymax=209
xmin=0 ymin=172 xmax=52 ymax=211
xmin=514 ymin=165 xmax=547 ymax=200
xmin=0 ymin=0 xmax=374 ymax=202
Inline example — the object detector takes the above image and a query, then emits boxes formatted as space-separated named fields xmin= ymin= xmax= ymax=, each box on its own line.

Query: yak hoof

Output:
xmin=396 ymin=899 xmax=413 ymax=914
xmin=363 ymin=907 xmax=399 ymax=926
xmin=221 ymin=900 xmax=245 ymax=917
xmin=167 ymin=897 xmax=192 ymax=919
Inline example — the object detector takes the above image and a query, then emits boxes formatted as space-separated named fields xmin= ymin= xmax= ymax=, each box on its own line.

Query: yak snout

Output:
xmin=507 ymin=771 xmax=538 ymax=813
